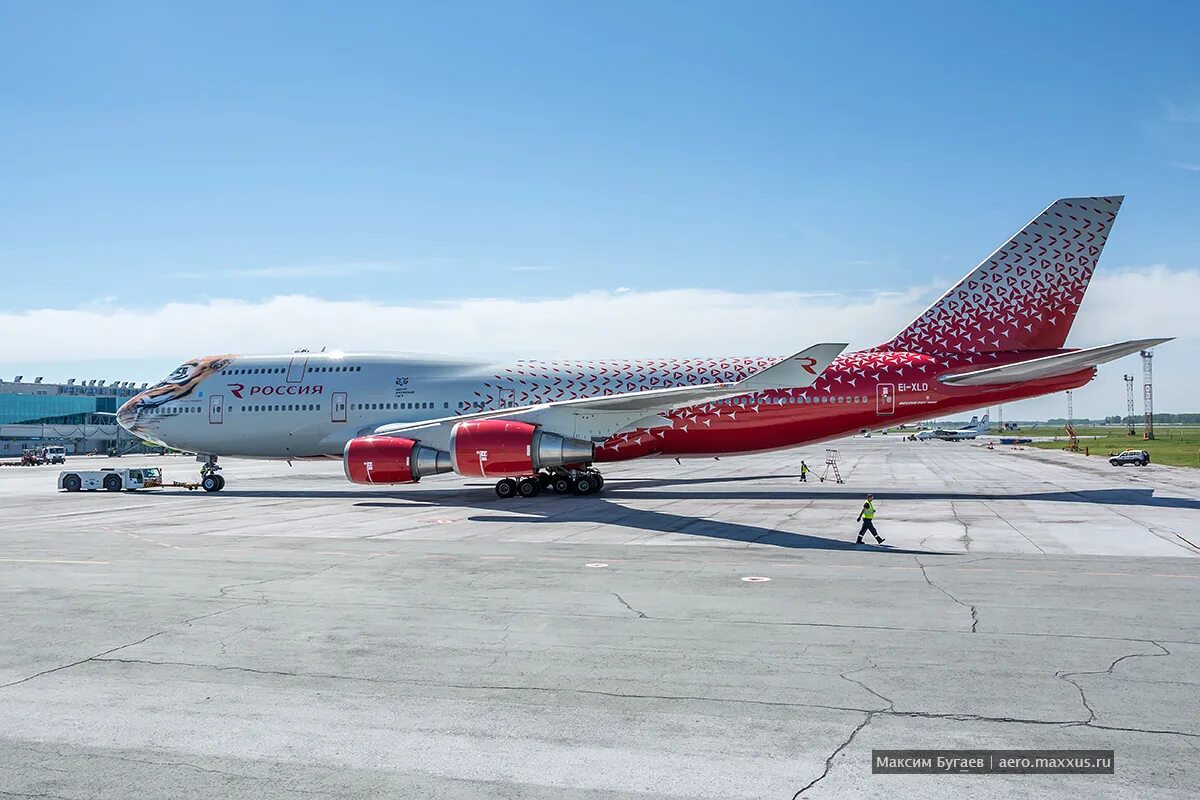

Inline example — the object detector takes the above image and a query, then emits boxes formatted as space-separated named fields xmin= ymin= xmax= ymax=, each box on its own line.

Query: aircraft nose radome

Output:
xmin=116 ymin=398 xmax=141 ymax=430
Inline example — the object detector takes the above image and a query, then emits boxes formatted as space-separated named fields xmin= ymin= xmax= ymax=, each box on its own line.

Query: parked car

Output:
xmin=1109 ymin=449 xmax=1150 ymax=467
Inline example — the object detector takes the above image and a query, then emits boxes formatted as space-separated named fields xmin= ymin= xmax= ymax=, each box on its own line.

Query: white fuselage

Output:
xmin=117 ymin=351 xmax=768 ymax=459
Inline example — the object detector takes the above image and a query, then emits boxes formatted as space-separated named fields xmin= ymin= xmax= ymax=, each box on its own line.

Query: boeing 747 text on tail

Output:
xmin=117 ymin=196 xmax=1168 ymax=497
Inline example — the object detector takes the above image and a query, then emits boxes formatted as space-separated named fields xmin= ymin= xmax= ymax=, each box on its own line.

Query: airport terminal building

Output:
xmin=0 ymin=376 xmax=147 ymax=456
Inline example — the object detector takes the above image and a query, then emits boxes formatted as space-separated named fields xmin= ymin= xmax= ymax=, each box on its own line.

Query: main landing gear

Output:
xmin=494 ymin=467 xmax=604 ymax=499
xmin=199 ymin=455 xmax=225 ymax=493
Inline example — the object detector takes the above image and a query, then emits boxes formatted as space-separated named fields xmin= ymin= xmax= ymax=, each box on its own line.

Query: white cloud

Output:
xmin=1 ymin=267 xmax=1194 ymax=419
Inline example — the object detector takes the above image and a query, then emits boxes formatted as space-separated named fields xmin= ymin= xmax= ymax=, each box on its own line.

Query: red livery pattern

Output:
xmin=879 ymin=197 xmax=1120 ymax=354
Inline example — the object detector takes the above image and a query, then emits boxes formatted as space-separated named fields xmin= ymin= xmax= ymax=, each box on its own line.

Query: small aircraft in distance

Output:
xmin=915 ymin=413 xmax=990 ymax=441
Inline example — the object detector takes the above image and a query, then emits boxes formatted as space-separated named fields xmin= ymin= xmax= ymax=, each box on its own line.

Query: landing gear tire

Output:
xmin=517 ymin=477 xmax=540 ymax=498
xmin=103 ymin=474 xmax=122 ymax=492
xmin=62 ymin=474 xmax=81 ymax=492
xmin=594 ymin=474 xmax=605 ymax=490
xmin=202 ymin=474 xmax=223 ymax=493
xmin=214 ymin=474 xmax=226 ymax=492
xmin=552 ymin=476 xmax=572 ymax=494
xmin=495 ymin=478 xmax=518 ymax=499
xmin=573 ymin=475 xmax=597 ymax=495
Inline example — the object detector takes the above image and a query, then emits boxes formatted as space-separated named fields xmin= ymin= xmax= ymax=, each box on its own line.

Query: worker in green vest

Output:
xmin=799 ymin=460 xmax=810 ymax=482
xmin=856 ymin=494 xmax=885 ymax=545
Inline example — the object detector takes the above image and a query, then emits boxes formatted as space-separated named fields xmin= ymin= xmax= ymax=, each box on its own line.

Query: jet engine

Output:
xmin=450 ymin=419 xmax=593 ymax=478
xmin=343 ymin=435 xmax=453 ymax=485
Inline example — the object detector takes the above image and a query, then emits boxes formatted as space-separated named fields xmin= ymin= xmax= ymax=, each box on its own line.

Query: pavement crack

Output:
xmin=217 ymin=563 xmax=341 ymax=600
xmin=0 ymin=630 xmax=168 ymax=689
xmin=0 ymin=603 xmax=253 ymax=690
xmin=915 ymin=557 xmax=977 ymax=633
xmin=839 ymin=661 xmax=894 ymax=712
xmin=1056 ymin=640 xmax=1173 ymax=727
xmin=948 ymin=501 xmax=971 ymax=552
xmin=791 ymin=712 xmax=874 ymax=798
xmin=611 ymin=592 xmax=648 ymax=619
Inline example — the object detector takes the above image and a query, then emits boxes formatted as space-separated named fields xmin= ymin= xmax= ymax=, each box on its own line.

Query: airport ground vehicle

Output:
xmin=44 ymin=446 xmax=66 ymax=464
xmin=58 ymin=467 xmax=163 ymax=492
xmin=1109 ymin=450 xmax=1150 ymax=467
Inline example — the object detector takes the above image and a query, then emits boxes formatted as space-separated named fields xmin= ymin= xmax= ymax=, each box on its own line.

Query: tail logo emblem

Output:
xmin=795 ymin=357 xmax=818 ymax=375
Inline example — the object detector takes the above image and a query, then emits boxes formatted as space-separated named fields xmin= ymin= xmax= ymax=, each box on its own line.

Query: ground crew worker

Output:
xmin=856 ymin=494 xmax=885 ymax=545
xmin=800 ymin=460 xmax=809 ymax=482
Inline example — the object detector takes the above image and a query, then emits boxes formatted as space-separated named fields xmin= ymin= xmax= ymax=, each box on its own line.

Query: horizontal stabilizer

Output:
xmin=939 ymin=338 xmax=1171 ymax=386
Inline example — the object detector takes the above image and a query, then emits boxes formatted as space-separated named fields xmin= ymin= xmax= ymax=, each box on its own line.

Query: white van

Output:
xmin=44 ymin=446 xmax=67 ymax=464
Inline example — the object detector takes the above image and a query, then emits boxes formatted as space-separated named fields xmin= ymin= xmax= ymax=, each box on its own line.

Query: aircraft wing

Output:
xmin=373 ymin=343 xmax=846 ymax=443
xmin=939 ymin=338 xmax=1171 ymax=387
xmin=529 ymin=342 xmax=847 ymax=412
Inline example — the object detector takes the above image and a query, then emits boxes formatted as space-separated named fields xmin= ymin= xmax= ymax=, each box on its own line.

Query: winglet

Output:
xmin=736 ymin=343 xmax=847 ymax=392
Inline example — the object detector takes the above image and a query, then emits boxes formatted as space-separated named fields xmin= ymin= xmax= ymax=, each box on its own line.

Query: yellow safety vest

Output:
xmin=801 ymin=463 xmax=809 ymax=473
xmin=862 ymin=502 xmax=875 ymax=519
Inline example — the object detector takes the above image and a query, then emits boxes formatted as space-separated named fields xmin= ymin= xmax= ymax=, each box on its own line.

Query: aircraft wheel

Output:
xmin=593 ymin=474 xmax=604 ymax=490
xmin=103 ymin=474 xmax=123 ymax=492
xmin=62 ymin=474 xmax=81 ymax=492
xmin=495 ymin=478 xmax=517 ymax=499
xmin=517 ymin=477 xmax=540 ymax=498
xmin=214 ymin=474 xmax=226 ymax=491
xmin=573 ymin=475 xmax=596 ymax=495
xmin=202 ymin=474 xmax=222 ymax=492
xmin=552 ymin=476 xmax=572 ymax=494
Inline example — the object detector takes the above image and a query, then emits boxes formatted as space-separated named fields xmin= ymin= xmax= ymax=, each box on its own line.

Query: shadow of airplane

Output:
xmin=125 ymin=476 xmax=1197 ymax=554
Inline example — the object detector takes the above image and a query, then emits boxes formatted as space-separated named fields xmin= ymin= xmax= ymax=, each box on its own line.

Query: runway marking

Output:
xmin=585 ymin=563 xmax=609 ymax=568
xmin=1150 ymin=573 xmax=1198 ymax=579
xmin=1085 ymin=571 xmax=1133 ymax=576
xmin=0 ymin=558 xmax=110 ymax=565
xmin=741 ymin=576 xmax=771 ymax=582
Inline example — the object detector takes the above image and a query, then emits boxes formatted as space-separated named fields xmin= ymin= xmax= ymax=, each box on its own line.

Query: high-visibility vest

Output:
xmin=801 ymin=464 xmax=809 ymax=473
xmin=862 ymin=501 xmax=875 ymax=519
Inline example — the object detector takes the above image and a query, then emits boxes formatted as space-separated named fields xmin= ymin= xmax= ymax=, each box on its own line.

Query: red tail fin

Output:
xmin=880 ymin=196 xmax=1123 ymax=354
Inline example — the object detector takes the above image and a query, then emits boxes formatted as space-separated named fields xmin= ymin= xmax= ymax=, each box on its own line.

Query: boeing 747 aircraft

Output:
xmin=117 ymin=196 xmax=1168 ymax=497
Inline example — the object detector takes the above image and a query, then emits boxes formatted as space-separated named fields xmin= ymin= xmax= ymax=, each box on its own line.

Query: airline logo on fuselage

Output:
xmin=227 ymin=383 xmax=325 ymax=399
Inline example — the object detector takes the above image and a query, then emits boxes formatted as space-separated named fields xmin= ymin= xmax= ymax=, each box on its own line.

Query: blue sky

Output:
xmin=1 ymin=1 xmax=1198 ymax=417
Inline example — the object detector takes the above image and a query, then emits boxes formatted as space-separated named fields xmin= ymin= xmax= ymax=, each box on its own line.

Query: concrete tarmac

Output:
xmin=1 ymin=438 xmax=1197 ymax=798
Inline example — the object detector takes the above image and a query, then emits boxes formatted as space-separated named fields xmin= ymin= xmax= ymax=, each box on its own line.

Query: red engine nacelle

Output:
xmin=343 ymin=436 xmax=452 ymax=485
xmin=450 ymin=419 xmax=594 ymax=478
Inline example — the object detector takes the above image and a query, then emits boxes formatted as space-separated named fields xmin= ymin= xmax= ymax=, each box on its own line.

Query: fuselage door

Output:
xmin=209 ymin=394 xmax=224 ymax=424
xmin=876 ymin=384 xmax=895 ymax=415
xmin=286 ymin=354 xmax=309 ymax=383
xmin=332 ymin=391 xmax=347 ymax=423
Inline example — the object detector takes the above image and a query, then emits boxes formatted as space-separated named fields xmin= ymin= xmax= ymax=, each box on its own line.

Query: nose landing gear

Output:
xmin=199 ymin=455 xmax=225 ymax=493
xmin=493 ymin=467 xmax=603 ymax=499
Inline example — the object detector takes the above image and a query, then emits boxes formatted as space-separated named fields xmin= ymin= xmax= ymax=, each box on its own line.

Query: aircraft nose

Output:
xmin=116 ymin=398 xmax=142 ymax=431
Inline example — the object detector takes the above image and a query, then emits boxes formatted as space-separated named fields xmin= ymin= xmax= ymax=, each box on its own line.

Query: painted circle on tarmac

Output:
xmin=741 ymin=576 xmax=771 ymax=583
xmin=585 ymin=562 xmax=609 ymax=568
